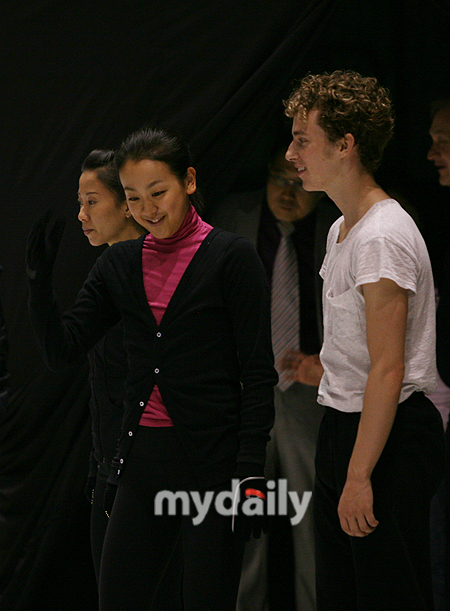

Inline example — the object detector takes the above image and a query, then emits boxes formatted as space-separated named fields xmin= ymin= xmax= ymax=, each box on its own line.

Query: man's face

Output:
xmin=428 ymin=106 xmax=450 ymax=187
xmin=266 ymin=150 xmax=322 ymax=222
xmin=285 ymin=110 xmax=339 ymax=195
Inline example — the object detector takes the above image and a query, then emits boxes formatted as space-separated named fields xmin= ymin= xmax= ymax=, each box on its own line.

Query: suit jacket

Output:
xmin=0 ymin=290 xmax=10 ymax=414
xmin=28 ymin=228 xmax=277 ymax=488
xmin=210 ymin=189 xmax=340 ymax=345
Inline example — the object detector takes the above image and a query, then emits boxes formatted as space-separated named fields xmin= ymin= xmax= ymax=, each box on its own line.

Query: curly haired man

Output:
xmin=284 ymin=71 xmax=445 ymax=610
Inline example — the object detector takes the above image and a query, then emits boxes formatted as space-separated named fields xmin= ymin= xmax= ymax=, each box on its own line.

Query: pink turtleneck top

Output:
xmin=140 ymin=205 xmax=213 ymax=426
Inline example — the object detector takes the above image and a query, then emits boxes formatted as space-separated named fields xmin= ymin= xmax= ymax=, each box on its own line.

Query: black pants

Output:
xmin=91 ymin=461 xmax=184 ymax=610
xmin=90 ymin=461 xmax=110 ymax=583
xmin=99 ymin=426 xmax=245 ymax=611
xmin=314 ymin=392 xmax=446 ymax=611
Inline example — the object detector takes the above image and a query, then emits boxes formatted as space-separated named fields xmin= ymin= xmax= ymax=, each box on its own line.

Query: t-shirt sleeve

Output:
xmin=353 ymin=236 xmax=417 ymax=294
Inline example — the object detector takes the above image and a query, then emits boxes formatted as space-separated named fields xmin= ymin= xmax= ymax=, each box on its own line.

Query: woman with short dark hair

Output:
xmin=27 ymin=126 xmax=276 ymax=611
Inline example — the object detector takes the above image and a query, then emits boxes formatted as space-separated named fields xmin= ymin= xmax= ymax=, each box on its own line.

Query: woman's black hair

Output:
xmin=81 ymin=149 xmax=125 ymax=204
xmin=114 ymin=126 xmax=204 ymax=213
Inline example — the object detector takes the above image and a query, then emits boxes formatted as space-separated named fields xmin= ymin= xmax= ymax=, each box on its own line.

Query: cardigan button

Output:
xmin=139 ymin=401 xmax=145 ymax=407
xmin=128 ymin=431 xmax=133 ymax=436
xmin=156 ymin=332 xmax=162 ymax=338
xmin=120 ymin=459 xmax=124 ymax=464
xmin=154 ymin=368 xmax=160 ymax=374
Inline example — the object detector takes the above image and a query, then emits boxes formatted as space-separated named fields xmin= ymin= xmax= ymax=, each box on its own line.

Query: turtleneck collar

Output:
xmin=145 ymin=204 xmax=203 ymax=249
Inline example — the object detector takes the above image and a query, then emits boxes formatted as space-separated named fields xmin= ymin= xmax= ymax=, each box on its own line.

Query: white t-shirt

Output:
xmin=318 ymin=199 xmax=436 ymax=413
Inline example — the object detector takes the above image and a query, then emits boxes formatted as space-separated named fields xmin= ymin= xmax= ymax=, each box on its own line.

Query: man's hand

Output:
xmin=338 ymin=476 xmax=379 ymax=537
xmin=281 ymin=350 xmax=323 ymax=386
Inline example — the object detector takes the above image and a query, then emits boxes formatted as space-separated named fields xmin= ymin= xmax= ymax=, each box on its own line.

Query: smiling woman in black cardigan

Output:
xmin=27 ymin=126 xmax=277 ymax=611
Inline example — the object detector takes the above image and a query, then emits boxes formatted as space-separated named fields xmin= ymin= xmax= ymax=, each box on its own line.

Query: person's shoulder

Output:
xmin=109 ymin=233 xmax=147 ymax=253
xmin=208 ymin=226 xmax=254 ymax=250
xmin=355 ymin=200 xmax=427 ymax=264
xmin=363 ymin=199 xmax=419 ymax=237
xmin=204 ymin=228 xmax=261 ymax=274
xmin=207 ymin=229 xmax=265 ymax=282
xmin=96 ymin=234 xmax=146 ymax=270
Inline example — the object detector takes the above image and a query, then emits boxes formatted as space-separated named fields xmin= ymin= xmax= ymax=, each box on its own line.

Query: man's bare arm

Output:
xmin=338 ymin=277 xmax=408 ymax=537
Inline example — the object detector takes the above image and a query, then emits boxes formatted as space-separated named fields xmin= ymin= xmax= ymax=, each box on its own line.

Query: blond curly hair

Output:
xmin=284 ymin=71 xmax=394 ymax=173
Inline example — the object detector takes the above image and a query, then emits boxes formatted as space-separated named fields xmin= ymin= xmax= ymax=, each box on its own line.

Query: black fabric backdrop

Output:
xmin=1 ymin=1 xmax=450 ymax=609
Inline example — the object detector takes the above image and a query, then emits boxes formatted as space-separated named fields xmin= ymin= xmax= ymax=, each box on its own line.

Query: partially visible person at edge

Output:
xmin=429 ymin=97 xmax=450 ymax=388
xmin=0 ymin=267 xmax=10 ymax=414
xmin=283 ymin=70 xmax=445 ymax=611
xmin=427 ymin=96 xmax=450 ymax=611
xmin=26 ymin=126 xmax=277 ymax=611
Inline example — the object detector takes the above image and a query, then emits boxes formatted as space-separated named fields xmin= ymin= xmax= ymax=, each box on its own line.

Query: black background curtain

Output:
xmin=1 ymin=1 xmax=449 ymax=609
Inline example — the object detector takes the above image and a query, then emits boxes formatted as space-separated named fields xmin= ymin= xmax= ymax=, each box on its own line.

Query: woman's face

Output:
xmin=78 ymin=170 xmax=130 ymax=246
xmin=119 ymin=159 xmax=196 ymax=238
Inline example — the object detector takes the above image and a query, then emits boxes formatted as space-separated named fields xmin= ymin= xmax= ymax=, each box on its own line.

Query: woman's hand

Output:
xmin=26 ymin=209 xmax=65 ymax=280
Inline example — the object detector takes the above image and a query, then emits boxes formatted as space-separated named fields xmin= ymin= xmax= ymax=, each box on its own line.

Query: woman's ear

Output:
xmin=186 ymin=167 xmax=197 ymax=194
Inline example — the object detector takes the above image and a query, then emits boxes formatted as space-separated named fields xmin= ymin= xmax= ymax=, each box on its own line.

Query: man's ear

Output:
xmin=339 ymin=132 xmax=356 ymax=157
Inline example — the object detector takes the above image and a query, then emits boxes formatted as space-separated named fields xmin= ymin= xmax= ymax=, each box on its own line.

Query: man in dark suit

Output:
xmin=428 ymin=97 xmax=450 ymax=611
xmin=0 ymin=268 xmax=10 ymax=415
xmin=211 ymin=140 xmax=339 ymax=611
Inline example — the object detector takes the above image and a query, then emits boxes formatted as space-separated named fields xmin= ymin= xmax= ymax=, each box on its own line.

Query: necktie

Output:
xmin=271 ymin=221 xmax=299 ymax=391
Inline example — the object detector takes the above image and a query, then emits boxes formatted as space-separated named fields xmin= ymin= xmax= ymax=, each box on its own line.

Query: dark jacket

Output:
xmin=29 ymin=228 xmax=277 ymax=489
xmin=0 ymin=288 xmax=10 ymax=415
xmin=210 ymin=190 xmax=340 ymax=346
xmin=87 ymin=322 xmax=127 ymax=477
